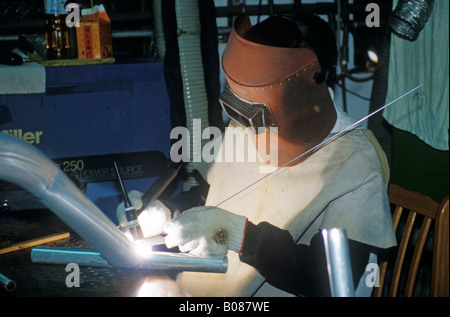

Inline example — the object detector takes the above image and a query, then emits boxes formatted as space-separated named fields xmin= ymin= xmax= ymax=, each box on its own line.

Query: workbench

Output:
xmin=0 ymin=208 xmax=190 ymax=297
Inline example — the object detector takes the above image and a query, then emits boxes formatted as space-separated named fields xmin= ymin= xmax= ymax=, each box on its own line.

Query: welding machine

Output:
xmin=0 ymin=62 xmax=176 ymax=223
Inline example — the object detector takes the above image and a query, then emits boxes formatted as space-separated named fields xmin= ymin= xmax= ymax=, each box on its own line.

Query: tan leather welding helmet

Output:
xmin=220 ymin=14 xmax=337 ymax=166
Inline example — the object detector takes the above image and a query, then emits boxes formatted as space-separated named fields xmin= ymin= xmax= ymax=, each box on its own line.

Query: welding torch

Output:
xmin=136 ymin=160 xmax=182 ymax=216
xmin=114 ymin=161 xmax=144 ymax=241
xmin=114 ymin=160 xmax=182 ymax=241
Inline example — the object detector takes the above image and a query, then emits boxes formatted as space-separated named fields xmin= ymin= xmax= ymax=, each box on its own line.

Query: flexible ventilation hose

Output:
xmin=391 ymin=0 xmax=435 ymax=41
xmin=175 ymin=0 xmax=211 ymax=191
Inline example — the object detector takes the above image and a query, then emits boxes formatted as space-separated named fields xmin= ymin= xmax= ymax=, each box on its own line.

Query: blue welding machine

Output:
xmin=0 ymin=62 xmax=177 ymax=223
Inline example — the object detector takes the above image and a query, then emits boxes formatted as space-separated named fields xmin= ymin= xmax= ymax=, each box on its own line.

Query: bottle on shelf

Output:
xmin=44 ymin=0 xmax=71 ymax=59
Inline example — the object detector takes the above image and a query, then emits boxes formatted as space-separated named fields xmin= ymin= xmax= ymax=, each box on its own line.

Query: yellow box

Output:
xmin=76 ymin=6 xmax=113 ymax=60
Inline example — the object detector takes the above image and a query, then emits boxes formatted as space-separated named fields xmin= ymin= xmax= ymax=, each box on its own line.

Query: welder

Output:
xmin=117 ymin=12 xmax=397 ymax=297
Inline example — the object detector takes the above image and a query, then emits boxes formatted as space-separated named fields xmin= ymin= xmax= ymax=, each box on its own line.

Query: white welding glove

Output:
xmin=163 ymin=206 xmax=247 ymax=256
xmin=116 ymin=190 xmax=172 ymax=238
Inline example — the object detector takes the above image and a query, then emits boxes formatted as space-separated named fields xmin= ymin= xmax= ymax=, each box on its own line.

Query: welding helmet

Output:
xmin=220 ymin=14 xmax=337 ymax=166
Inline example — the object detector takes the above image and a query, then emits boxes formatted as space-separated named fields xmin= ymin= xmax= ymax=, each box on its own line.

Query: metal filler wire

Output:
xmin=215 ymin=84 xmax=424 ymax=208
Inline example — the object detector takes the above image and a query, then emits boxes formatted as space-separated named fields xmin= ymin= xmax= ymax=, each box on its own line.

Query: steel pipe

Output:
xmin=31 ymin=246 xmax=228 ymax=273
xmin=0 ymin=133 xmax=229 ymax=274
xmin=322 ymin=228 xmax=355 ymax=297
xmin=0 ymin=133 xmax=141 ymax=269
xmin=0 ymin=272 xmax=16 ymax=292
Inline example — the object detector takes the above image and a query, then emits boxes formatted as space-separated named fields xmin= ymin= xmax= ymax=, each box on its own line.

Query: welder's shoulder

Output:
xmin=347 ymin=129 xmax=389 ymax=184
xmin=343 ymin=129 xmax=386 ymax=157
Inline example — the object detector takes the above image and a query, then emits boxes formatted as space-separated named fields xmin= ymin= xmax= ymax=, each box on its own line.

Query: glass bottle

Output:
xmin=44 ymin=0 xmax=71 ymax=59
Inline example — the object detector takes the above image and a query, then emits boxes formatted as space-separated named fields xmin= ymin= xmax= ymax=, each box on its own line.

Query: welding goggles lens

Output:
xmin=219 ymin=88 xmax=276 ymax=133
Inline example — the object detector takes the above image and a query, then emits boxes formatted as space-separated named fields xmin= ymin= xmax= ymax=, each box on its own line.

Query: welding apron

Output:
xmin=178 ymin=120 xmax=396 ymax=297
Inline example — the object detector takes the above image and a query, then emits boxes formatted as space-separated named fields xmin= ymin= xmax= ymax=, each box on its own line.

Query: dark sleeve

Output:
xmin=160 ymin=173 xmax=210 ymax=215
xmin=239 ymin=221 xmax=387 ymax=297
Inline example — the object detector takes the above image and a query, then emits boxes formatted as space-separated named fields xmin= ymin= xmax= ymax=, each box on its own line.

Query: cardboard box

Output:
xmin=76 ymin=5 xmax=113 ymax=59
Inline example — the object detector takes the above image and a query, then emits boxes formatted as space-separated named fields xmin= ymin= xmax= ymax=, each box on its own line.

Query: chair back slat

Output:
xmin=389 ymin=211 xmax=416 ymax=296
xmin=431 ymin=197 xmax=449 ymax=297
xmin=388 ymin=185 xmax=438 ymax=218
xmin=373 ymin=185 xmax=449 ymax=297
xmin=404 ymin=217 xmax=432 ymax=296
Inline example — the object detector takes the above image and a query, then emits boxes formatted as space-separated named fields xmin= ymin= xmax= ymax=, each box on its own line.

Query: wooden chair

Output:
xmin=372 ymin=184 xmax=449 ymax=297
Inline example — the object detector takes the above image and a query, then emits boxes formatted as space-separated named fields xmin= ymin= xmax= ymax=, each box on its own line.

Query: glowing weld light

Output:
xmin=133 ymin=239 xmax=154 ymax=259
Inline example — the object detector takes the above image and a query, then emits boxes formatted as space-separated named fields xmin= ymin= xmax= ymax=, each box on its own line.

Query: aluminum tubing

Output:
xmin=322 ymin=228 xmax=355 ymax=297
xmin=0 ymin=133 xmax=142 ymax=269
xmin=0 ymin=272 xmax=16 ymax=292
xmin=31 ymin=247 xmax=113 ymax=268
xmin=143 ymin=251 xmax=228 ymax=273
xmin=31 ymin=246 xmax=228 ymax=273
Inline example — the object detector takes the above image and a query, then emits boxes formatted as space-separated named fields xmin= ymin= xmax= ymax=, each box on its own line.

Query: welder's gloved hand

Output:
xmin=163 ymin=206 xmax=248 ymax=256
xmin=116 ymin=190 xmax=172 ymax=238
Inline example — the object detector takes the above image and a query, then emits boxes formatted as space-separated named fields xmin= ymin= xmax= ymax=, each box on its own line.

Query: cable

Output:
xmin=335 ymin=80 xmax=371 ymax=101
xmin=336 ymin=0 xmax=374 ymax=83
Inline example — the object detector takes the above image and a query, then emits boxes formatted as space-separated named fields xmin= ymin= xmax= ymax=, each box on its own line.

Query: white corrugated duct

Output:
xmin=175 ymin=0 xmax=211 ymax=191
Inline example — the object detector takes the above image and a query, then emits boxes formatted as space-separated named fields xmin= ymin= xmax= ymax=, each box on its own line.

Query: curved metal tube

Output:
xmin=31 ymin=246 xmax=228 ymax=273
xmin=0 ymin=133 xmax=228 ymax=273
xmin=0 ymin=133 xmax=142 ymax=269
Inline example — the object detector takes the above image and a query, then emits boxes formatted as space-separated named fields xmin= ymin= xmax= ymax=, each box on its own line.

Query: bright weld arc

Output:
xmin=133 ymin=239 xmax=154 ymax=258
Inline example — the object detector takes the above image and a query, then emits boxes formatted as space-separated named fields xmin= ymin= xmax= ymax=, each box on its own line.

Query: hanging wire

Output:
xmin=335 ymin=81 xmax=371 ymax=101
xmin=336 ymin=0 xmax=374 ymax=83
xmin=257 ymin=0 xmax=263 ymax=22
xmin=335 ymin=0 xmax=375 ymax=112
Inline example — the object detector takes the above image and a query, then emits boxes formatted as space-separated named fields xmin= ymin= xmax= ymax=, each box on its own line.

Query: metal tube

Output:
xmin=322 ymin=228 xmax=355 ymax=297
xmin=0 ymin=133 xmax=142 ymax=269
xmin=31 ymin=246 xmax=228 ymax=273
xmin=144 ymin=251 xmax=228 ymax=273
xmin=31 ymin=247 xmax=113 ymax=268
xmin=0 ymin=133 xmax=228 ymax=275
xmin=0 ymin=272 xmax=16 ymax=292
